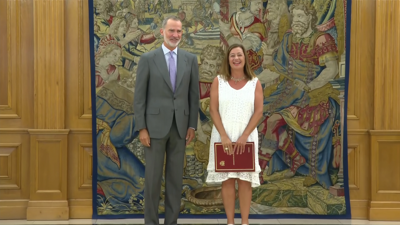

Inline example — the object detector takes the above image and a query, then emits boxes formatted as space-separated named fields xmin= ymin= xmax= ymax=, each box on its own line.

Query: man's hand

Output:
xmin=185 ymin=128 xmax=195 ymax=146
xmin=139 ymin=129 xmax=150 ymax=147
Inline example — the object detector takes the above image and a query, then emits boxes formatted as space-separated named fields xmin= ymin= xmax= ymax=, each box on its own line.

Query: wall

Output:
xmin=0 ymin=0 xmax=399 ymax=220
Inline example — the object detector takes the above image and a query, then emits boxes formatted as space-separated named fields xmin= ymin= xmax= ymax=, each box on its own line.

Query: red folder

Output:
xmin=214 ymin=142 xmax=255 ymax=172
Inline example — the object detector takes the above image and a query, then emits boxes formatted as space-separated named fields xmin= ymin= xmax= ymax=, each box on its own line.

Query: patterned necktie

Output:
xmin=169 ymin=51 xmax=176 ymax=92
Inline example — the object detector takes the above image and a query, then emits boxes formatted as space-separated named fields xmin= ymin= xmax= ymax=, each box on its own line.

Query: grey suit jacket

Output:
xmin=133 ymin=47 xmax=200 ymax=139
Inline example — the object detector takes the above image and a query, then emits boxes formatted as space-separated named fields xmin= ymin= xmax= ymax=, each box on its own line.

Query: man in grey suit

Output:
xmin=133 ymin=15 xmax=200 ymax=225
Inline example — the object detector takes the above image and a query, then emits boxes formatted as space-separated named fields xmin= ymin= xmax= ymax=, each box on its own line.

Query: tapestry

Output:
xmin=90 ymin=0 xmax=352 ymax=219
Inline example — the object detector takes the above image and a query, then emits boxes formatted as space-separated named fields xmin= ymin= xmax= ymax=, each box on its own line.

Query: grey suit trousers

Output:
xmin=144 ymin=116 xmax=185 ymax=225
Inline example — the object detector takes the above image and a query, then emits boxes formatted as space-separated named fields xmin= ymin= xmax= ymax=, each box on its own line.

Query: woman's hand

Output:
xmin=221 ymin=135 xmax=233 ymax=155
xmin=234 ymin=134 xmax=249 ymax=155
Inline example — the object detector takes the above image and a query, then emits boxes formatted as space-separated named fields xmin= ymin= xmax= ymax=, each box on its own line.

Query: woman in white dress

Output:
xmin=206 ymin=44 xmax=264 ymax=225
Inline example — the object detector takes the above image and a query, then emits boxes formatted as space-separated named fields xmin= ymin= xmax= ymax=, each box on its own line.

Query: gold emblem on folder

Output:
xmin=220 ymin=161 xmax=225 ymax=166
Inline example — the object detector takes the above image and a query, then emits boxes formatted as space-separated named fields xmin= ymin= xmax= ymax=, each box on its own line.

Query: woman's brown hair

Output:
xmin=219 ymin=44 xmax=256 ymax=81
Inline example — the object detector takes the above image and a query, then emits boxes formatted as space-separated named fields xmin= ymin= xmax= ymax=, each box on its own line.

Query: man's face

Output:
xmin=266 ymin=0 xmax=280 ymax=20
xmin=199 ymin=58 xmax=219 ymax=81
xmin=96 ymin=0 xmax=106 ymax=13
xmin=250 ymin=0 xmax=263 ymax=16
xmin=130 ymin=18 xmax=139 ymax=29
xmin=118 ymin=20 xmax=127 ymax=36
xmin=292 ymin=9 xmax=311 ymax=36
xmin=160 ymin=19 xmax=182 ymax=49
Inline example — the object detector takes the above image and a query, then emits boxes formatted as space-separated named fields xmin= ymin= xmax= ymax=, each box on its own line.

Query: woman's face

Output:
xmin=229 ymin=47 xmax=245 ymax=70
xmin=105 ymin=48 xmax=121 ymax=65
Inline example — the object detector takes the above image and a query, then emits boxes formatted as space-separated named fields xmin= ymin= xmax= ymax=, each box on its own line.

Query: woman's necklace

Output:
xmin=231 ymin=76 xmax=245 ymax=84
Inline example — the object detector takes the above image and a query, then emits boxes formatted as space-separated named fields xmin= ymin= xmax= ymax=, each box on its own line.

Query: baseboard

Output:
xmin=69 ymin=199 xmax=92 ymax=219
xmin=369 ymin=201 xmax=400 ymax=221
xmin=350 ymin=200 xmax=369 ymax=219
xmin=0 ymin=200 xmax=28 ymax=219
xmin=26 ymin=200 xmax=69 ymax=220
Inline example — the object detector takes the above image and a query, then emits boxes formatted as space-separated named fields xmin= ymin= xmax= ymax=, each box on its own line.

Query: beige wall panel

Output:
xmin=68 ymin=130 xmax=93 ymax=200
xmin=27 ymin=130 xmax=69 ymax=220
xmin=78 ymin=142 xmax=93 ymax=190
xmin=371 ymin=131 xmax=400 ymax=199
xmin=0 ymin=143 xmax=22 ymax=190
xmin=345 ymin=0 xmax=377 ymax=219
xmin=347 ymin=0 xmax=375 ymax=130
xmin=65 ymin=0 xmax=92 ymax=129
xmin=347 ymin=145 xmax=360 ymax=191
xmin=0 ymin=0 xmax=21 ymax=119
xmin=347 ymin=130 xmax=370 ymax=219
xmin=370 ymin=131 xmax=400 ymax=220
xmin=33 ymin=0 xmax=65 ymax=129
xmin=25 ymin=0 xmax=69 ymax=220
xmin=28 ymin=130 xmax=69 ymax=201
xmin=65 ymin=0 xmax=93 ymax=218
xmin=0 ymin=131 xmax=30 ymax=200
xmin=376 ymin=141 xmax=400 ymax=193
xmin=368 ymin=0 xmax=400 ymax=220
xmin=0 ymin=0 xmax=34 ymax=128
xmin=68 ymin=130 xmax=93 ymax=218
xmin=0 ymin=130 xmax=30 ymax=219
xmin=0 ymin=0 xmax=8 ymax=106
xmin=374 ymin=0 xmax=400 ymax=130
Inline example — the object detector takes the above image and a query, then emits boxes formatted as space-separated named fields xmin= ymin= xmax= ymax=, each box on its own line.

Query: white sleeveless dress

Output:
xmin=206 ymin=75 xmax=261 ymax=188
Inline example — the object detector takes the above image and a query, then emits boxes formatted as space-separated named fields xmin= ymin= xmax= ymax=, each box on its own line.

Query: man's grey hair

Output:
xmin=161 ymin=15 xmax=181 ymax=29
